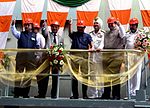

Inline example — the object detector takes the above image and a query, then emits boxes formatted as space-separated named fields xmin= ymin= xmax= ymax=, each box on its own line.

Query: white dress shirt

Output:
xmin=125 ymin=30 xmax=139 ymax=49
xmin=125 ymin=29 xmax=142 ymax=96
xmin=36 ymin=33 xmax=45 ymax=48
xmin=46 ymin=32 xmax=63 ymax=48
xmin=90 ymin=29 xmax=105 ymax=50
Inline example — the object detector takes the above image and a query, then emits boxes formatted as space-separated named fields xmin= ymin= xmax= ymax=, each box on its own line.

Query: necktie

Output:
xmin=53 ymin=34 xmax=56 ymax=44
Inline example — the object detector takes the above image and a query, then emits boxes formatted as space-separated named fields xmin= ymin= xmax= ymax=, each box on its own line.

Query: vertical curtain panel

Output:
xmin=0 ymin=0 xmax=16 ymax=48
xmin=138 ymin=0 xmax=150 ymax=27
xmin=21 ymin=0 xmax=45 ymax=25
xmin=77 ymin=0 xmax=101 ymax=33
xmin=47 ymin=0 xmax=69 ymax=36
xmin=108 ymin=0 xmax=132 ymax=30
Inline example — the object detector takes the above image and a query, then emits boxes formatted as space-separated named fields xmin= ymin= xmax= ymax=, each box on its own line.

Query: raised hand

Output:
xmin=11 ymin=19 xmax=16 ymax=26
xmin=42 ymin=20 xmax=47 ymax=28
xmin=114 ymin=20 xmax=121 ymax=26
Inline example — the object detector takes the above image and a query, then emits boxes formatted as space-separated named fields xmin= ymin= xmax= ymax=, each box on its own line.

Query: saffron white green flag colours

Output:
xmin=47 ymin=0 xmax=69 ymax=36
xmin=0 ymin=0 xmax=16 ymax=48
xmin=138 ymin=0 xmax=150 ymax=27
xmin=108 ymin=0 xmax=132 ymax=30
xmin=21 ymin=0 xmax=45 ymax=25
xmin=77 ymin=0 xmax=101 ymax=33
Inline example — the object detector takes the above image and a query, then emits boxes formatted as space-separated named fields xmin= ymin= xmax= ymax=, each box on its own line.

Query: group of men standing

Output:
xmin=10 ymin=16 xmax=143 ymax=100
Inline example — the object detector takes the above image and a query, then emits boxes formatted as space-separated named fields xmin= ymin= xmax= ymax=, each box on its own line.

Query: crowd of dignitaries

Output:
xmin=10 ymin=16 xmax=143 ymax=100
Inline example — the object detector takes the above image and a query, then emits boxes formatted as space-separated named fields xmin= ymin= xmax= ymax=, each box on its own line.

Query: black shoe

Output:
xmin=14 ymin=95 xmax=19 ymax=98
xmin=34 ymin=95 xmax=45 ymax=98
xmin=23 ymin=95 xmax=29 ymax=98
xmin=93 ymin=97 xmax=101 ymax=99
xmin=83 ymin=96 xmax=89 ymax=99
xmin=100 ymin=96 xmax=111 ymax=99
xmin=70 ymin=96 xmax=79 ymax=99
xmin=51 ymin=96 xmax=57 ymax=99
xmin=112 ymin=96 xmax=120 ymax=100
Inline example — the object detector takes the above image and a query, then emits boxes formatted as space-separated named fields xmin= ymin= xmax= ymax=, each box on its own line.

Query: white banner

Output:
xmin=21 ymin=0 xmax=45 ymax=24
xmin=0 ymin=0 xmax=16 ymax=49
xmin=77 ymin=0 xmax=101 ymax=33
xmin=47 ymin=0 xmax=69 ymax=36
xmin=138 ymin=0 xmax=150 ymax=27
xmin=108 ymin=0 xmax=132 ymax=30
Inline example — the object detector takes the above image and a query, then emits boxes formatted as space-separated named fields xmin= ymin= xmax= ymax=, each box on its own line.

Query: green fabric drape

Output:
xmin=52 ymin=0 xmax=91 ymax=7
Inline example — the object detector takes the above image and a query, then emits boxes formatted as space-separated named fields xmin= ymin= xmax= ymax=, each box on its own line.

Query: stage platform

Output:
xmin=0 ymin=97 xmax=150 ymax=108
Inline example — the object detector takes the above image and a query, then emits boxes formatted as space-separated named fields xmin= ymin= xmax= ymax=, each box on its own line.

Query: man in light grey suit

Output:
xmin=35 ymin=21 xmax=63 ymax=99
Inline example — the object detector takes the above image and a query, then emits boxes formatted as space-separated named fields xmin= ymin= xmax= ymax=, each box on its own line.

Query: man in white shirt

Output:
xmin=33 ymin=23 xmax=45 ymax=48
xmin=33 ymin=23 xmax=49 ymax=98
xmin=125 ymin=18 xmax=142 ymax=96
xmin=88 ymin=17 xmax=105 ymax=98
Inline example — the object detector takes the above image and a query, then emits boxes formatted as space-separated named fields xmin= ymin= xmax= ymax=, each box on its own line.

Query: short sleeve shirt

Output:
xmin=125 ymin=30 xmax=138 ymax=49
xmin=89 ymin=30 xmax=105 ymax=49
xmin=70 ymin=32 xmax=92 ymax=49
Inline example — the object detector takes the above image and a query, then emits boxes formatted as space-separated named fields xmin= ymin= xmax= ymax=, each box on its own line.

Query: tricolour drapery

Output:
xmin=47 ymin=0 xmax=69 ymax=36
xmin=138 ymin=0 xmax=150 ymax=27
xmin=76 ymin=0 xmax=101 ymax=33
xmin=21 ymin=0 xmax=45 ymax=25
xmin=0 ymin=0 xmax=16 ymax=48
xmin=52 ymin=0 xmax=90 ymax=7
xmin=108 ymin=0 xmax=132 ymax=30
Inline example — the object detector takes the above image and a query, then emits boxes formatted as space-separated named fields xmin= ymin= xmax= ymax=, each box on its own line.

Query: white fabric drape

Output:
xmin=47 ymin=0 xmax=70 ymax=36
xmin=21 ymin=0 xmax=45 ymax=25
xmin=108 ymin=0 xmax=132 ymax=30
xmin=76 ymin=0 xmax=101 ymax=33
xmin=0 ymin=0 xmax=16 ymax=48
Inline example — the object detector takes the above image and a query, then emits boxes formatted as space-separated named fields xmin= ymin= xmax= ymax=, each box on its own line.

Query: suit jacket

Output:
xmin=46 ymin=32 xmax=64 ymax=48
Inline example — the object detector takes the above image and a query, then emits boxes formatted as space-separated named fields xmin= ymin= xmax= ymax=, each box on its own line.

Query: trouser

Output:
xmin=14 ymin=52 xmax=36 ymax=97
xmin=35 ymin=52 xmax=50 ymax=97
xmin=88 ymin=52 xmax=104 ymax=97
xmin=127 ymin=53 xmax=142 ymax=96
xmin=102 ymin=84 xmax=120 ymax=99
xmin=14 ymin=86 xmax=30 ymax=97
xmin=130 ymin=63 xmax=142 ymax=95
xmin=51 ymin=67 xmax=59 ymax=97
xmin=36 ymin=66 xmax=49 ymax=97
xmin=102 ymin=53 xmax=123 ymax=99
xmin=71 ymin=52 xmax=88 ymax=98
xmin=36 ymin=65 xmax=59 ymax=98
xmin=71 ymin=76 xmax=87 ymax=98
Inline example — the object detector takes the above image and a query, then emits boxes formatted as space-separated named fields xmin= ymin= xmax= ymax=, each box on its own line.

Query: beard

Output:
xmin=130 ymin=28 xmax=137 ymax=33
